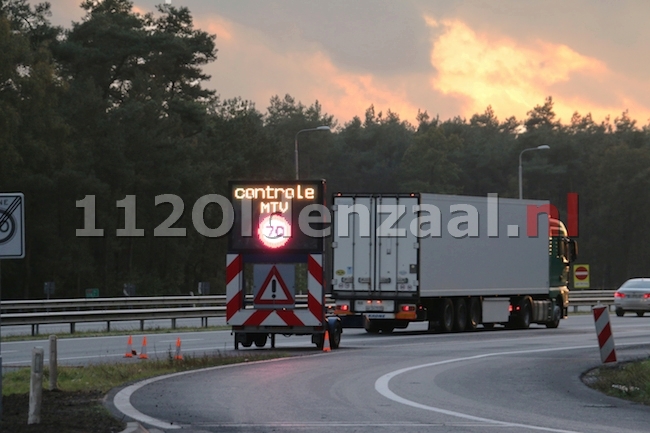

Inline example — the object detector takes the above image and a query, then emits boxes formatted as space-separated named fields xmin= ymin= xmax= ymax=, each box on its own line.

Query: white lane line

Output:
xmin=375 ymin=344 xmax=596 ymax=433
xmin=193 ymin=422 xmax=504 ymax=428
xmin=3 ymin=341 xmax=312 ymax=365
xmin=158 ymin=338 xmax=203 ymax=343
xmin=113 ymin=356 xmax=311 ymax=430
xmin=1 ymin=330 xmax=233 ymax=346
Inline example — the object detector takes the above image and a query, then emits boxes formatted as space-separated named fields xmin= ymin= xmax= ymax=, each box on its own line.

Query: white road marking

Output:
xmin=113 ymin=357 xmax=309 ymax=430
xmin=3 ymin=341 xmax=311 ymax=365
xmin=158 ymin=338 xmax=203 ymax=343
xmin=375 ymin=345 xmax=597 ymax=433
xmin=193 ymin=421 xmax=505 ymax=428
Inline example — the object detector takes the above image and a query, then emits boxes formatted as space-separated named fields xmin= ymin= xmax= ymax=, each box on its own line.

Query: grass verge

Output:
xmin=583 ymin=358 xmax=650 ymax=405
xmin=2 ymin=351 xmax=287 ymax=433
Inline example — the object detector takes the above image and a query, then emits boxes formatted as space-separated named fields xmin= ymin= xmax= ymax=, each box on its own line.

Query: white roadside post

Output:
xmin=593 ymin=304 xmax=617 ymax=363
xmin=28 ymin=347 xmax=44 ymax=424
xmin=49 ymin=335 xmax=58 ymax=390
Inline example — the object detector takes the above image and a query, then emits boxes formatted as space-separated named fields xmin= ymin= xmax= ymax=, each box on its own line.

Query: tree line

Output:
xmin=1 ymin=0 xmax=649 ymax=299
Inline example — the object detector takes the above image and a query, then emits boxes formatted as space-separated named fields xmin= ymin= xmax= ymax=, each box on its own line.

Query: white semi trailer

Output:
xmin=331 ymin=193 xmax=577 ymax=332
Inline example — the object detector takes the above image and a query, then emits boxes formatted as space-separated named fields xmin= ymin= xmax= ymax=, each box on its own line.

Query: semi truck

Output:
xmin=331 ymin=193 xmax=577 ymax=332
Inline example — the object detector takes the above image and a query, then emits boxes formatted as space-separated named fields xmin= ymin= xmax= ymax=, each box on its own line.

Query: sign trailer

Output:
xmin=226 ymin=180 xmax=341 ymax=350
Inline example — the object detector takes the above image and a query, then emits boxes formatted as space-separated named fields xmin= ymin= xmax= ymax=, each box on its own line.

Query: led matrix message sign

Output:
xmin=229 ymin=180 xmax=325 ymax=253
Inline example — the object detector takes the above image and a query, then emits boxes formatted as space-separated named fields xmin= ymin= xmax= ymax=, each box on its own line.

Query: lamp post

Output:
xmin=295 ymin=126 xmax=331 ymax=180
xmin=518 ymin=144 xmax=550 ymax=199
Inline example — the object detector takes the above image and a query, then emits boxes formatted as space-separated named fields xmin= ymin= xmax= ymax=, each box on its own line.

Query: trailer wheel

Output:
xmin=394 ymin=320 xmax=409 ymax=329
xmin=453 ymin=298 xmax=467 ymax=331
xmin=516 ymin=297 xmax=531 ymax=329
xmin=440 ymin=298 xmax=454 ymax=332
xmin=482 ymin=323 xmax=495 ymax=330
xmin=467 ymin=298 xmax=480 ymax=331
xmin=364 ymin=317 xmax=381 ymax=334
xmin=545 ymin=299 xmax=561 ymax=328
xmin=254 ymin=334 xmax=268 ymax=348
xmin=329 ymin=323 xmax=342 ymax=349
xmin=637 ymin=312 xmax=645 ymax=317
xmin=241 ymin=334 xmax=253 ymax=348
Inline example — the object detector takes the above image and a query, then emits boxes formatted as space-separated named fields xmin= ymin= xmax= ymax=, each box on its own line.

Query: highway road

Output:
xmin=3 ymin=315 xmax=650 ymax=432
xmin=95 ymin=315 xmax=650 ymax=433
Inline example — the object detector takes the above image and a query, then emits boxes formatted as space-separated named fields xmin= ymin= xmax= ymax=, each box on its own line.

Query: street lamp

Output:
xmin=295 ymin=126 xmax=331 ymax=180
xmin=518 ymin=144 xmax=550 ymax=199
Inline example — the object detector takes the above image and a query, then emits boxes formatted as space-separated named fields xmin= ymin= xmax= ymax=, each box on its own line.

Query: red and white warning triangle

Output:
xmin=254 ymin=266 xmax=294 ymax=305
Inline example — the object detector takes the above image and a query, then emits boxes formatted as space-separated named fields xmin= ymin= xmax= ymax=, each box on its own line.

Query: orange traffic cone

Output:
xmin=124 ymin=335 xmax=134 ymax=358
xmin=138 ymin=336 xmax=149 ymax=359
xmin=174 ymin=337 xmax=183 ymax=360
xmin=322 ymin=330 xmax=331 ymax=352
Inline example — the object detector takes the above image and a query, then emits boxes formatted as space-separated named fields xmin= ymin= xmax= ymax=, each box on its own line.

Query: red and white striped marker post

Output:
xmin=592 ymin=304 xmax=617 ymax=363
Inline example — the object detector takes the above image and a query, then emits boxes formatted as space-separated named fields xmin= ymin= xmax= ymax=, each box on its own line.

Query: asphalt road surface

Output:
xmin=87 ymin=315 xmax=650 ymax=433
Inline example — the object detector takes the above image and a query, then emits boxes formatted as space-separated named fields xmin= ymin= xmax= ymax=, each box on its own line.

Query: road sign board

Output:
xmin=85 ymin=288 xmax=100 ymax=298
xmin=0 ymin=193 xmax=25 ymax=259
xmin=254 ymin=265 xmax=294 ymax=307
xmin=573 ymin=264 xmax=590 ymax=288
xmin=228 ymin=180 xmax=325 ymax=253
xmin=44 ymin=281 xmax=56 ymax=296
xmin=198 ymin=281 xmax=210 ymax=295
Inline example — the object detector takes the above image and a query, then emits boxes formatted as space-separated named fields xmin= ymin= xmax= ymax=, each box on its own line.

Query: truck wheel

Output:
xmin=440 ymin=298 xmax=454 ymax=332
xmin=363 ymin=317 xmax=379 ymax=334
xmin=545 ymin=300 xmax=561 ymax=329
xmin=482 ymin=323 xmax=495 ymax=330
xmin=467 ymin=298 xmax=480 ymax=331
xmin=453 ymin=298 xmax=467 ymax=331
xmin=637 ymin=312 xmax=645 ymax=317
xmin=394 ymin=320 xmax=409 ymax=329
xmin=364 ymin=317 xmax=380 ymax=334
xmin=615 ymin=308 xmax=625 ymax=317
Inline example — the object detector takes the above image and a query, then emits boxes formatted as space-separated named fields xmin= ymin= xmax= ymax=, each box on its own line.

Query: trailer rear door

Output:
xmin=332 ymin=195 xmax=419 ymax=298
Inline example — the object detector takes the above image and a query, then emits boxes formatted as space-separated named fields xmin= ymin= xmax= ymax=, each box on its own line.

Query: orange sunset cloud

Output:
xmin=425 ymin=16 xmax=650 ymax=123
xmin=195 ymin=14 xmax=422 ymax=125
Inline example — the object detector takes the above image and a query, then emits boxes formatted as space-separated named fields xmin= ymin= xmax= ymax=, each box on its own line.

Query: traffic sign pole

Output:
xmin=0 ymin=192 xmax=26 ymax=420
xmin=1 ymin=259 xmax=3 ymax=421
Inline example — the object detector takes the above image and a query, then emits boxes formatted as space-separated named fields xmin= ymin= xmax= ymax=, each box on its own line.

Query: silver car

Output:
xmin=614 ymin=278 xmax=650 ymax=317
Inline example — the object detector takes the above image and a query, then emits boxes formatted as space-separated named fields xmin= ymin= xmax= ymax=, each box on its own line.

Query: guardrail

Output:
xmin=0 ymin=295 xmax=317 ymax=335
xmin=567 ymin=290 xmax=615 ymax=313
xmin=2 ymin=295 xmax=232 ymax=312
xmin=0 ymin=291 xmax=615 ymax=336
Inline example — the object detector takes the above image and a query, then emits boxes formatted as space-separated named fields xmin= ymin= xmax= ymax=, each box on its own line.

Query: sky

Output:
xmin=45 ymin=0 xmax=650 ymax=127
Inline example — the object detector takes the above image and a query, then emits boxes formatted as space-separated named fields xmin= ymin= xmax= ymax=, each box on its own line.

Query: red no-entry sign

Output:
xmin=575 ymin=266 xmax=588 ymax=280
xmin=573 ymin=264 xmax=590 ymax=288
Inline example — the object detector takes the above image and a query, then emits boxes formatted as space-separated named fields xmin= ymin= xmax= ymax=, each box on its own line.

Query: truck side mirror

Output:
xmin=566 ymin=238 xmax=578 ymax=262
